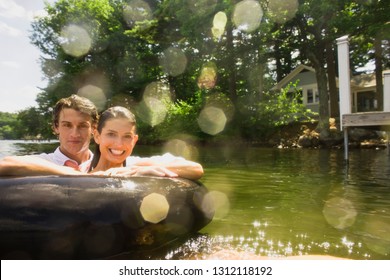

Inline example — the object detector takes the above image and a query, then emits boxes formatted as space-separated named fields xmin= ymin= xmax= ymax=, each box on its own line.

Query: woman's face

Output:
xmin=94 ymin=118 xmax=138 ymax=165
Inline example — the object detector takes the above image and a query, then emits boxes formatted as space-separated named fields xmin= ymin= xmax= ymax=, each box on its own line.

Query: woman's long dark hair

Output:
xmin=89 ymin=106 xmax=136 ymax=171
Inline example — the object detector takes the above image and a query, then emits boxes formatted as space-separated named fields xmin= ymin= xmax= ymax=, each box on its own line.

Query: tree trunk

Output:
xmin=374 ymin=36 xmax=383 ymax=111
xmin=326 ymin=40 xmax=339 ymax=118
xmin=226 ymin=21 xmax=237 ymax=103
xmin=315 ymin=66 xmax=330 ymax=132
xmin=274 ymin=42 xmax=283 ymax=82
xmin=307 ymin=49 xmax=330 ymax=133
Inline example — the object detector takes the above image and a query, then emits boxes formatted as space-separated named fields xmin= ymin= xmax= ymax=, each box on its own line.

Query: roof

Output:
xmin=272 ymin=65 xmax=390 ymax=92
xmin=350 ymin=73 xmax=376 ymax=90
xmin=272 ymin=65 xmax=315 ymax=91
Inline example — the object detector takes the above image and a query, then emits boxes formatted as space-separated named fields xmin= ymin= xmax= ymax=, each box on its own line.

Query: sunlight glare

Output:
xmin=202 ymin=191 xmax=230 ymax=219
xmin=123 ymin=0 xmax=153 ymax=29
xmin=187 ymin=0 xmax=218 ymax=17
xmin=77 ymin=85 xmax=107 ymax=111
xmin=163 ymin=138 xmax=199 ymax=162
xmin=140 ymin=193 xmax=170 ymax=224
xmin=232 ymin=0 xmax=263 ymax=33
xmin=136 ymin=81 xmax=172 ymax=126
xmin=322 ymin=197 xmax=357 ymax=229
xmin=212 ymin=11 xmax=227 ymax=40
xmin=159 ymin=47 xmax=188 ymax=77
xmin=205 ymin=92 xmax=235 ymax=121
xmin=197 ymin=62 xmax=218 ymax=89
xmin=268 ymin=0 xmax=298 ymax=24
xmin=59 ymin=24 xmax=92 ymax=57
xmin=197 ymin=106 xmax=227 ymax=135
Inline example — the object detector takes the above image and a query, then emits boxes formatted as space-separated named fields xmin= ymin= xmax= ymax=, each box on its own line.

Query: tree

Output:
xmin=0 ymin=112 xmax=22 ymax=139
xmin=27 ymin=0 xmax=389 ymax=144
xmin=267 ymin=0 xmax=389 ymax=133
xmin=17 ymin=107 xmax=51 ymax=139
xmin=347 ymin=0 xmax=390 ymax=111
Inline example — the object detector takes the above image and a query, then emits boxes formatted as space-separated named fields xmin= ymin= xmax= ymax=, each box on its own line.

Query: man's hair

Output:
xmin=52 ymin=94 xmax=99 ymax=129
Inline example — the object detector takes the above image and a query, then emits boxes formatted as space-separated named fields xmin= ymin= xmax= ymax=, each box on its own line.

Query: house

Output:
xmin=271 ymin=64 xmax=381 ymax=113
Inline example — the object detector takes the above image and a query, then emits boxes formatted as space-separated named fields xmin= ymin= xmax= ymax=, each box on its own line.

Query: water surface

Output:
xmin=1 ymin=140 xmax=389 ymax=259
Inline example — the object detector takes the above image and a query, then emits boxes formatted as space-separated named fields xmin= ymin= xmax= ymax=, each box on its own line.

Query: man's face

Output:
xmin=54 ymin=108 xmax=93 ymax=162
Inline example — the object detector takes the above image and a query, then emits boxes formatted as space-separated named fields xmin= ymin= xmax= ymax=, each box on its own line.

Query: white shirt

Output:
xmin=126 ymin=153 xmax=184 ymax=166
xmin=38 ymin=147 xmax=93 ymax=173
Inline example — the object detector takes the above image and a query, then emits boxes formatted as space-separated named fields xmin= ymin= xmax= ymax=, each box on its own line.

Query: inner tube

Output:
xmin=0 ymin=175 xmax=214 ymax=259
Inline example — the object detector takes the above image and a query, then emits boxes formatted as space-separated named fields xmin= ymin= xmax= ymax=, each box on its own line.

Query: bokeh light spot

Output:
xmin=202 ymin=191 xmax=230 ymax=219
xmin=268 ymin=0 xmax=298 ymax=24
xmin=232 ymin=0 xmax=263 ymax=33
xmin=159 ymin=47 xmax=188 ymax=77
xmin=60 ymin=24 xmax=92 ymax=57
xmin=123 ymin=0 xmax=153 ymax=29
xmin=212 ymin=11 xmax=227 ymax=40
xmin=193 ymin=191 xmax=215 ymax=220
xmin=322 ymin=197 xmax=357 ymax=229
xmin=187 ymin=0 xmax=218 ymax=17
xmin=205 ymin=92 xmax=235 ymax=121
xmin=77 ymin=85 xmax=107 ymax=111
xmin=197 ymin=106 xmax=227 ymax=135
xmin=140 ymin=193 xmax=170 ymax=224
xmin=198 ymin=62 xmax=218 ymax=89
xmin=136 ymin=81 xmax=172 ymax=127
xmin=163 ymin=138 xmax=199 ymax=162
xmin=139 ymin=97 xmax=167 ymax=127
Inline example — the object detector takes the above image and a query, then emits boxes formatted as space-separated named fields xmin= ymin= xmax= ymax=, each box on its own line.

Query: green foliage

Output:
xmin=21 ymin=0 xmax=389 ymax=143
xmin=240 ymin=82 xmax=317 ymax=139
xmin=17 ymin=107 xmax=53 ymax=139
xmin=0 ymin=112 xmax=22 ymax=139
xmin=138 ymin=90 xmax=204 ymax=143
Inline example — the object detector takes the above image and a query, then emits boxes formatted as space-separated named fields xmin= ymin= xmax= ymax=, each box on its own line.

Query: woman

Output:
xmin=89 ymin=106 xmax=203 ymax=180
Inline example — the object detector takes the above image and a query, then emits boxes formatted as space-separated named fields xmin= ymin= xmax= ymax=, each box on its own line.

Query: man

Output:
xmin=0 ymin=95 xmax=203 ymax=180
xmin=0 ymin=95 xmax=97 ymax=176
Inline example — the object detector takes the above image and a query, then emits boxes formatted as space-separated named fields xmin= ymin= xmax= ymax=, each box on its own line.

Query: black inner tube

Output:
xmin=0 ymin=175 xmax=214 ymax=259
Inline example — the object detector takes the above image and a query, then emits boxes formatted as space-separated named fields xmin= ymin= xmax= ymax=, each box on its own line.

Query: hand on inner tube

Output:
xmin=93 ymin=166 xmax=179 ymax=178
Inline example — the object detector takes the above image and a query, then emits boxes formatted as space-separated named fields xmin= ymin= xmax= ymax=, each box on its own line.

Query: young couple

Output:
xmin=0 ymin=95 xmax=203 ymax=180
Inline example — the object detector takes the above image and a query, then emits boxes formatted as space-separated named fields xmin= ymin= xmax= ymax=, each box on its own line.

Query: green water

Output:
xmin=1 ymin=140 xmax=389 ymax=259
xmin=196 ymin=147 xmax=390 ymax=260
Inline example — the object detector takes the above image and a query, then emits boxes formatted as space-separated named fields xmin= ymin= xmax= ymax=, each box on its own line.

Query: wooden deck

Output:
xmin=342 ymin=111 xmax=390 ymax=127
xmin=342 ymin=112 xmax=390 ymax=161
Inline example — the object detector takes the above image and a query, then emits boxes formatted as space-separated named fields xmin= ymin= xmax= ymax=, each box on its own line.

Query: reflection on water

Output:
xmin=0 ymin=140 xmax=59 ymax=159
xmin=0 ymin=140 xmax=389 ymax=259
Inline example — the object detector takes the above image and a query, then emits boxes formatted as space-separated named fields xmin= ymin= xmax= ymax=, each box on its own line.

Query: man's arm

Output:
xmin=0 ymin=155 xmax=82 ymax=176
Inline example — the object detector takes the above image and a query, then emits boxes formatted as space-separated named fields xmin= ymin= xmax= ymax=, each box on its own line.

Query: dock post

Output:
xmin=336 ymin=35 xmax=352 ymax=161
xmin=344 ymin=128 xmax=349 ymax=162
xmin=384 ymin=72 xmax=390 ymax=155
xmin=384 ymin=71 xmax=390 ymax=112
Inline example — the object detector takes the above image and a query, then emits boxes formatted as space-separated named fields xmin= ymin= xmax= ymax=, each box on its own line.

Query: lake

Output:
xmin=0 ymin=140 xmax=389 ymax=260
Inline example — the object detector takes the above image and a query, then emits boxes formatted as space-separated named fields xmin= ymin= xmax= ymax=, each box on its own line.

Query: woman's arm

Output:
xmin=131 ymin=156 xmax=204 ymax=180
xmin=94 ymin=157 xmax=204 ymax=180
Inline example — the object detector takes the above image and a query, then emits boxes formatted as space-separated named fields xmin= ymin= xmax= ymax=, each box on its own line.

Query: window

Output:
xmin=307 ymin=89 xmax=319 ymax=104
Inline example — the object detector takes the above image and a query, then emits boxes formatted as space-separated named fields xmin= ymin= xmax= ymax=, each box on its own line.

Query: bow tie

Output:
xmin=64 ymin=160 xmax=80 ymax=170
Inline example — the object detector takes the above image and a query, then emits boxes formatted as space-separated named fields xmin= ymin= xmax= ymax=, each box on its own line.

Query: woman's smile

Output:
xmin=109 ymin=148 xmax=126 ymax=156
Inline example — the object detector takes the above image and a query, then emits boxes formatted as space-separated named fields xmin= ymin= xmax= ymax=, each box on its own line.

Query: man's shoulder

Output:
xmin=36 ymin=147 xmax=64 ymax=165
